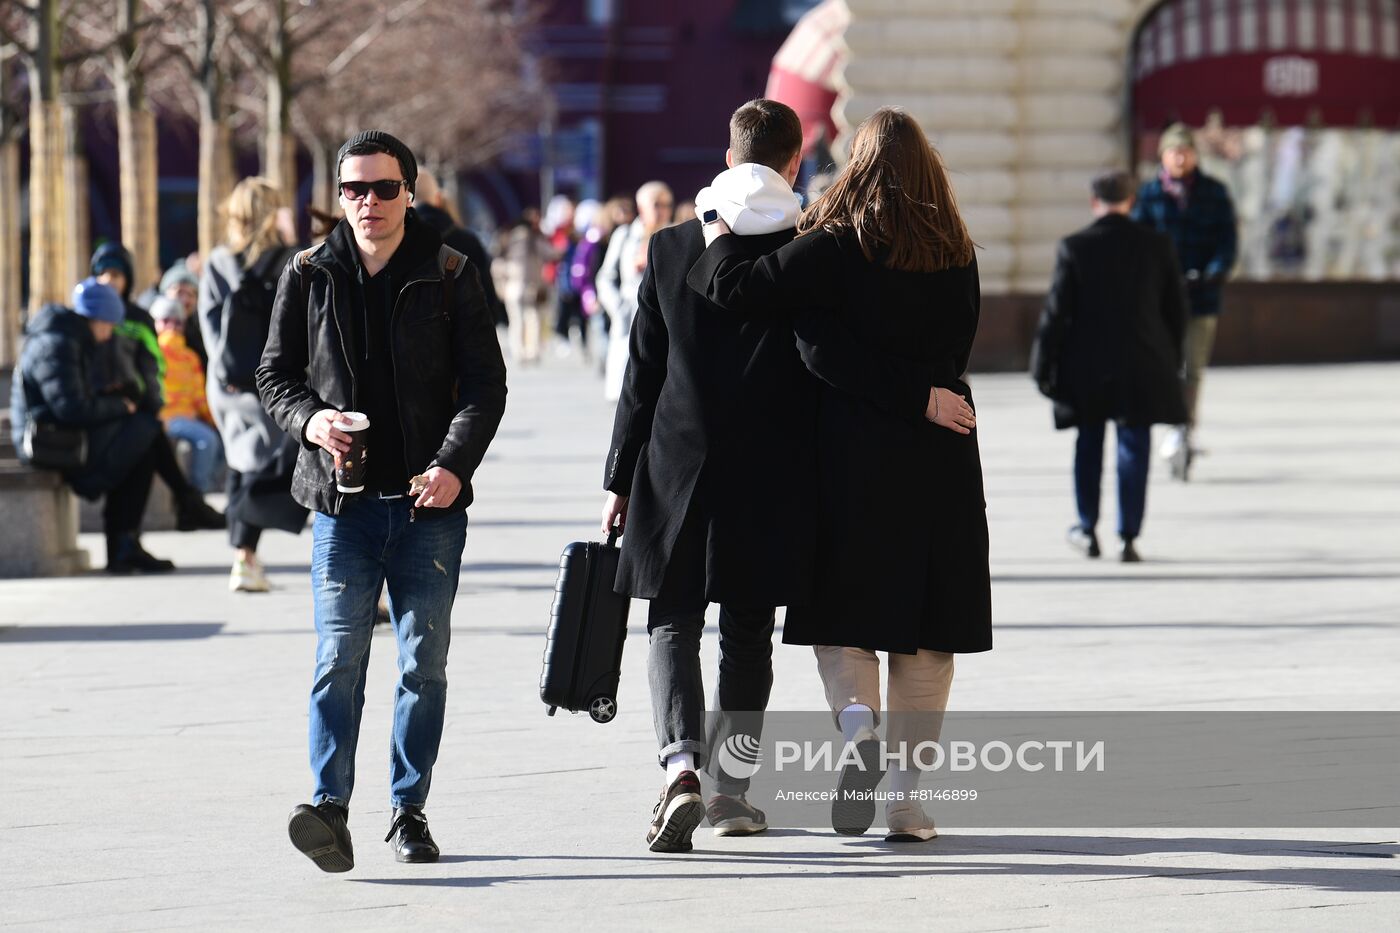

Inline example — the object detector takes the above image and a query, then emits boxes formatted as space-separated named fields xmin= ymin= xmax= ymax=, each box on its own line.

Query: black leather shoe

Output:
xmin=1121 ymin=539 xmax=1142 ymax=563
xmin=1066 ymin=525 xmax=1100 ymax=558
xmin=385 ymin=806 xmax=439 ymax=863
xmin=105 ymin=534 xmax=176 ymax=574
xmin=176 ymin=495 xmax=226 ymax=531
xmin=288 ymin=801 xmax=354 ymax=873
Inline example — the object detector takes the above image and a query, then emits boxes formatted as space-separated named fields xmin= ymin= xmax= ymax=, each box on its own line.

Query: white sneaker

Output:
xmin=230 ymin=557 xmax=270 ymax=593
xmin=884 ymin=803 xmax=938 ymax=842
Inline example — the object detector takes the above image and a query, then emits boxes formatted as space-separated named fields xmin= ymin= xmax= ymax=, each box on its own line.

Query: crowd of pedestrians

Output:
xmin=7 ymin=96 xmax=1241 ymax=868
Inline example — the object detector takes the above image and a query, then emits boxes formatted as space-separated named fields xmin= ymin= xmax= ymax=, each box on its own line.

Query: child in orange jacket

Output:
xmin=151 ymin=295 xmax=224 ymax=492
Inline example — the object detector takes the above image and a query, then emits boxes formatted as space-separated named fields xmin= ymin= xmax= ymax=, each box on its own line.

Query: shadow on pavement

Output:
xmin=0 ymin=622 xmax=225 ymax=641
xmin=348 ymin=834 xmax=1398 ymax=892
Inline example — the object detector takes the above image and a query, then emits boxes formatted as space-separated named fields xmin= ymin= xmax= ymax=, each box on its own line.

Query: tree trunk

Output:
xmin=0 ymin=50 xmax=22 ymax=364
xmin=26 ymin=0 xmax=65 ymax=313
xmin=195 ymin=0 xmax=229 ymax=256
xmin=264 ymin=0 xmax=296 ymax=204
xmin=60 ymin=103 xmax=88 ymax=292
xmin=116 ymin=0 xmax=159 ymax=292
xmin=196 ymin=87 xmax=230 ymax=256
xmin=310 ymin=135 xmax=337 ymax=217
xmin=0 ymin=140 xmax=20 ymax=365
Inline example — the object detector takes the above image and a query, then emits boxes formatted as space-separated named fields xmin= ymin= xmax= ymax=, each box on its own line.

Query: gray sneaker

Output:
xmin=707 ymin=794 xmax=768 ymax=836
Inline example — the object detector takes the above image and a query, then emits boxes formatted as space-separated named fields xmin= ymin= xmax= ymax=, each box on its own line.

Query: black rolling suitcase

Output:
xmin=541 ymin=528 xmax=631 ymax=723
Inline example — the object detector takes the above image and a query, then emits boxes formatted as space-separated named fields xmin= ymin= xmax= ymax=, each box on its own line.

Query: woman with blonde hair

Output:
xmin=199 ymin=177 xmax=307 ymax=592
xmin=691 ymin=107 xmax=991 ymax=842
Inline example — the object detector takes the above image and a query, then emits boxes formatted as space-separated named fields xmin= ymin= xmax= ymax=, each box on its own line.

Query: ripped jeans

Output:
xmin=307 ymin=497 xmax=468 ymax=810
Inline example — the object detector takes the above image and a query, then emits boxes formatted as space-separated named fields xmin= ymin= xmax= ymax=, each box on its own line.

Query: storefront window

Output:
xmin=1137 ymin=122 xmax=1400 ymax=281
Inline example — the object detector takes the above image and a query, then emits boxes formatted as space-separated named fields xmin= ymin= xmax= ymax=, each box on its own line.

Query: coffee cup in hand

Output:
xmin=334 ymin=412 xmax=371 ymax=493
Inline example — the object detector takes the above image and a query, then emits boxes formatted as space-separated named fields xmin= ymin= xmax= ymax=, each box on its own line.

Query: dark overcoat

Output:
xmin=607 ymin=220 xmax=934 ymax=608
xmin=1030 ymin=213 xmax=1189 ymax=430
xmin=687 ymin=229 xmax=992 ymax=655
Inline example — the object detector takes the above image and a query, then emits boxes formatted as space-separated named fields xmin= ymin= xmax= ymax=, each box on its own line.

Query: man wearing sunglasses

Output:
xmin=257 ymin=130 xmax=507 ymax=871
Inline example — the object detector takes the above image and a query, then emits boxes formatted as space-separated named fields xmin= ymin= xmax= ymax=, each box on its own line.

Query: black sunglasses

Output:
xmin=340 ymin=179 xmax=408 ymax=201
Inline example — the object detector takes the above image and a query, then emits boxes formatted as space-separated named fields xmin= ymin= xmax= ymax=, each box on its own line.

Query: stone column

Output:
xmin=842 ymin=0 xmax=1145 ymax=294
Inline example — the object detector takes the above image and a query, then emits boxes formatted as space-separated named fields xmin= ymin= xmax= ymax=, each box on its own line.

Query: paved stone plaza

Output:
xmin=2 ymin=359 xmax=1397 ymax=931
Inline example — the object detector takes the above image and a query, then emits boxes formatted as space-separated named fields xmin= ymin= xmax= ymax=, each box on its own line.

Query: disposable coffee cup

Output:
xmin=334 ymin=412 xmax=370 ymax=493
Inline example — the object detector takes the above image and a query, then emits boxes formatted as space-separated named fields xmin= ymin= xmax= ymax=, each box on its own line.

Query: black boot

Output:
xmin=1120 ymin=538 xmax=1142 ymax=563
xmin=106 ymin=533 xmax=177 ymax=574
xmin=176 ymin=492 xmax=226 ymax=531
xmin=385 ymin=806 xmax=439 ymax=863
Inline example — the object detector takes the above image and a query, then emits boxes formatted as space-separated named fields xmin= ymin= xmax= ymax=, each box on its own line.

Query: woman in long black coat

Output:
xmin=689 ymin=107 xmax=991 ymax=841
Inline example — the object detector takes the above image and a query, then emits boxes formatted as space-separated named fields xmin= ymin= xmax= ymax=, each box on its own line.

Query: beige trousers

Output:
xmin=814 ymin=646 xmax=955 ymax=757
xmin=1182 ymin=315 xmax=1218 ymax=428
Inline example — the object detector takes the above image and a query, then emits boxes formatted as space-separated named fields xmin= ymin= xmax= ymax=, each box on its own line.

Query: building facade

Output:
xmin=834 ymin=0 xmax=1400 ymax=366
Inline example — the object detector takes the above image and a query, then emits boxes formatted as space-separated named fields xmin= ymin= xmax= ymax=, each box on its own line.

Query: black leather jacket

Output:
xmin=255 ymin=219 xmax=507 ymax=517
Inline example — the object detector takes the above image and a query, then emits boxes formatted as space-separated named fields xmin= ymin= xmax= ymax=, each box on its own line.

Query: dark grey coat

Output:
xmin=1031 ymin=213 xmax=1189 ymax=429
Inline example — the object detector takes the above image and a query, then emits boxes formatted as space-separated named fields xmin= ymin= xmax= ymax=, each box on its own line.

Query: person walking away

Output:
xmin=1031 ymin=171 xmax=1189 ymax=563
xmin=201 ymin=177 xmax=307 ymax=593
xmin=258 ymin=131 xmax=507 ymax=871
xmin=11 ymin=281 xmax=193 ymax=573
xmin=1131 ymin=123 xmax=1237 ymax=481
xmin=604 ymin=99 xmax=973 ymax=852
xmin=579 ymin=197 xmax=629 ymax=368
xmin=547 ymin=196 xmax=588 ymax=358
xmin=150 ymin=296 xmax=224 ymax=493
xmin=597 ymin=181 xmax=672 ymax=401
xmin=692 ymin=107 xmax=990 ymax=842
xmin=495 ymin=208 xmax=552 ymax=365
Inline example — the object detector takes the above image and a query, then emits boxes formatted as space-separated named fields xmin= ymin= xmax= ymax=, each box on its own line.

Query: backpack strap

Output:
xmin=296 ymin=248 xmax=316 ymax=310
xmin=438 ymin=245 xmax=463 ymax=322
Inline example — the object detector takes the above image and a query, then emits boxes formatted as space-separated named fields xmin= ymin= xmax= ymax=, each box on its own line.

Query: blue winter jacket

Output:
xmin=1132 ymin=171 xmax=1238 ymax=316
xmin=10 ymin=304 xmax=131 ymax=454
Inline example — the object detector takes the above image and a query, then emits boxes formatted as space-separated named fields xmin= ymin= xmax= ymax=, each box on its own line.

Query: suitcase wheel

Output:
xmin=547 ymin=705 xmax=557 ymax=717
xmin=588 ymin=695 xmax=617 ymax=724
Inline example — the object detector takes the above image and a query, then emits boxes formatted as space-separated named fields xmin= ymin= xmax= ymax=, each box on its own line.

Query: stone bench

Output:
xmin=0 ymin=462 xmax=91 ymax=577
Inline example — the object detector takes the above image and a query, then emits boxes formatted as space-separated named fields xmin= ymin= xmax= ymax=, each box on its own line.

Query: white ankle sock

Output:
xmin=665 ymin=752 xmax=696 ymax=783
xmin=838 ymin=703 xmax=876 ymax=743
xmin=887 ymin=764 xmax=921 ymax=806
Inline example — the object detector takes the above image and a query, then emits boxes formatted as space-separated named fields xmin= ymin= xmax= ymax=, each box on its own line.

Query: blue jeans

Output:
xmin=308 ymin=497 xmax=468 ymax=810
xmin=1075 ymin=420 xmax=1151 ymax=540
xmin=165 ymin=417 xmax=224 ymax=493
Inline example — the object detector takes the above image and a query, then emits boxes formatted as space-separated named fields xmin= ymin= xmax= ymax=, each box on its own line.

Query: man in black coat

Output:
xmin=601 ymin=100 xmax=956 ymax=852
xmin=1031 ymin=170 xmax=1189 ymax=562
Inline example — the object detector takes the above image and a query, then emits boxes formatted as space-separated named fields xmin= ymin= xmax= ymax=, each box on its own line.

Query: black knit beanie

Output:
xmin=337 ymin=130 xmax=418 ymax=193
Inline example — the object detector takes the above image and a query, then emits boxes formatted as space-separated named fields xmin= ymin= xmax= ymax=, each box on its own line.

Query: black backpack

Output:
xmin=214 ymin=248 xmax=290 ymax=393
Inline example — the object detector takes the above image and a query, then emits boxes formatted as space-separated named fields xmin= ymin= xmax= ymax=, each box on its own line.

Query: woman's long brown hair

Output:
xmin=798 ymin=107 xmax=975 ymax=273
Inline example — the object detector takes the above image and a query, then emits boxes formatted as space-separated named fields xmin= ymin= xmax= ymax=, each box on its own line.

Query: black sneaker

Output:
xmin=1066 ymin=524 xmax=1101 ymax=558
xmin=1121 ymin=538 xmax=1143 ymax=563
xmin=832 ymin=731 xmax=885 ymax=836
xmin=646 ymin=771 xmax=704 ymax=853
xmin=288 ymin=801 xmax=354 ymax=873
xmin=176 ymin=495 xmax=227 ymax=531
xmin=707 ymin=794 xmax=768 ymax=836
xmin=385 ymin=806 xmax=439 ymax=863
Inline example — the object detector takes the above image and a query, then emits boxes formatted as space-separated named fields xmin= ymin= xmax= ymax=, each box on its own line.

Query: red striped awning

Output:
xmin=1133 ymin=0 xmax=1400 ymax=129
xmin=765 ymin=0 xmax=850 ymax=154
